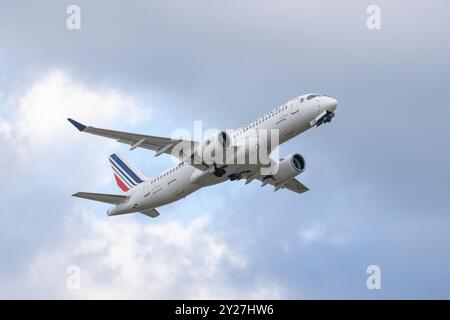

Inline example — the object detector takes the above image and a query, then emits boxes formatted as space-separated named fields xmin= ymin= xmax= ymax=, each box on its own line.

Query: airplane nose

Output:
xmin=326 ymin=97 xmax=338 ymax=112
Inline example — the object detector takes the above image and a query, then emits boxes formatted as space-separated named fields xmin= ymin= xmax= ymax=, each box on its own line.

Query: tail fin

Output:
xmin=109 ymin=153 xmax=147 ymax=192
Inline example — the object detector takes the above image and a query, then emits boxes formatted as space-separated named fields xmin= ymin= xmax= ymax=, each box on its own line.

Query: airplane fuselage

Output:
xmin=107 ymin=94 xmax=337 ymax=216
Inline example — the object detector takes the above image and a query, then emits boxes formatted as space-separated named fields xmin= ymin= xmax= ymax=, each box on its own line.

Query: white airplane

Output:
xmin=68 ymin=93 xmax=337 ymax=218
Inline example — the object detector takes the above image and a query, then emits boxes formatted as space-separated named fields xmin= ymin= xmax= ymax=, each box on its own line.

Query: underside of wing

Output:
xmin=234 ymin=168 xmax=309 ymax=195
xmin=255 ymin=175 xmax=309 ymax=194
xmin=67 ymin=118 xmax=197 ymax=160
xmin=282 ymin=178 xmax=309 ymax=194
xmin=140 ymin=208 xmax=160 ymax=218
xmin=223 ymin=164 xmax=309 ymax=195
xmin=72 ymin=192 xmax=129 ymax=204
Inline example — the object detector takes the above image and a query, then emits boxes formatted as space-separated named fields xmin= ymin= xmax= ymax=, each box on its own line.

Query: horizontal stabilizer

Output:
xmin=72 ymin=192 xmax=128 ymax=204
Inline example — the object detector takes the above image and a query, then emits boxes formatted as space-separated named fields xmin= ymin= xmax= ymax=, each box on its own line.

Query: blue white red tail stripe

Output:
xmin=109 ymin=159 xmax=136 ymax=187
xmin=110 ymin=154 xmax=144 ymax=184
xmin=109 ymin=153 xmax=147 ymax=192
xmin=111 ymin=166 xmax=134 ymax=191
xmin=114 ymin=174 xmax=130 ymax=192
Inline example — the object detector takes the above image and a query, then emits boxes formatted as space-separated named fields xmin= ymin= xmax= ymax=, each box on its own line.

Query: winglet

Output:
xmin=67 ymin=118 xmax=87 ymax=132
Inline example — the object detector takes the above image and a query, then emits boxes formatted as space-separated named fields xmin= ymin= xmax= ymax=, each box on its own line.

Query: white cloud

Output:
xmin=0 ymin=119 xmax=11 ymax=139
xmin=15 ymin=70 xmax=148 ymax=149
xmin=21 ymin=211 xmax=285 ymax=299
xmin=299 ymin=225 xmax=325 ymax=245
xmin=0 ymin=71 xmax=287 ymax=299
xmin=0 ymin=70 xmax=150 ymax=187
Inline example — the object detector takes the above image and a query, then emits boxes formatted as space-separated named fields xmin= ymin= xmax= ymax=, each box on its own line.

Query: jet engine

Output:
xmin=198 ymin=131 xmax=231 ymax=164
xmin=269 ymin=153 xmax=306 ymax=181
xmin=203 ymin=131 xmax=231 ymax=150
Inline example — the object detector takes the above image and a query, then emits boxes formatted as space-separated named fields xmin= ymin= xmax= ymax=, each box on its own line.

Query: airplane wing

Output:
xmin=237 ymin=169 xmax=309 ymax=195
xmin=283 ymin=178 xmax=310 ymax=194
xmin=140 ymin=208 xmax=160 ymax=218
xmin=256 ymin=176 xmax=309 ymax=194
xmin=72 ymin=192 xmax=129 ymax=204
xmin=67 ymin=118 xmax=198 ymax=160
xmin=254 ymin=175 xmax=309 ymax=194
xmin=206 ymin=162 xmax=309 ymax=195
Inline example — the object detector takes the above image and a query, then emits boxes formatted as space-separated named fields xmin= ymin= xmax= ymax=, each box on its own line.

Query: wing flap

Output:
xmin=72 ymin=192 xmax=129 ymax=204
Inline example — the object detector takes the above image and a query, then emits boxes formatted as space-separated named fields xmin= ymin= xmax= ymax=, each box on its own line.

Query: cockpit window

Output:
xmin=306 ymin=94 xmax=321 ymax=100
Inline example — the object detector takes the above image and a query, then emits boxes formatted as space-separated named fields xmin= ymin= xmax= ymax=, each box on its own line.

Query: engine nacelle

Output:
xmin=270 ymin=153 xmax=306 ymax=181
xmin=198 ymin=131 xmax=232 ymax=165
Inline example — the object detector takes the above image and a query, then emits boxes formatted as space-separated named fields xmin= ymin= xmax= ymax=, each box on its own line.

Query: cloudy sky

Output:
xmin=1 ymin=0 xmax=449 ymax=299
